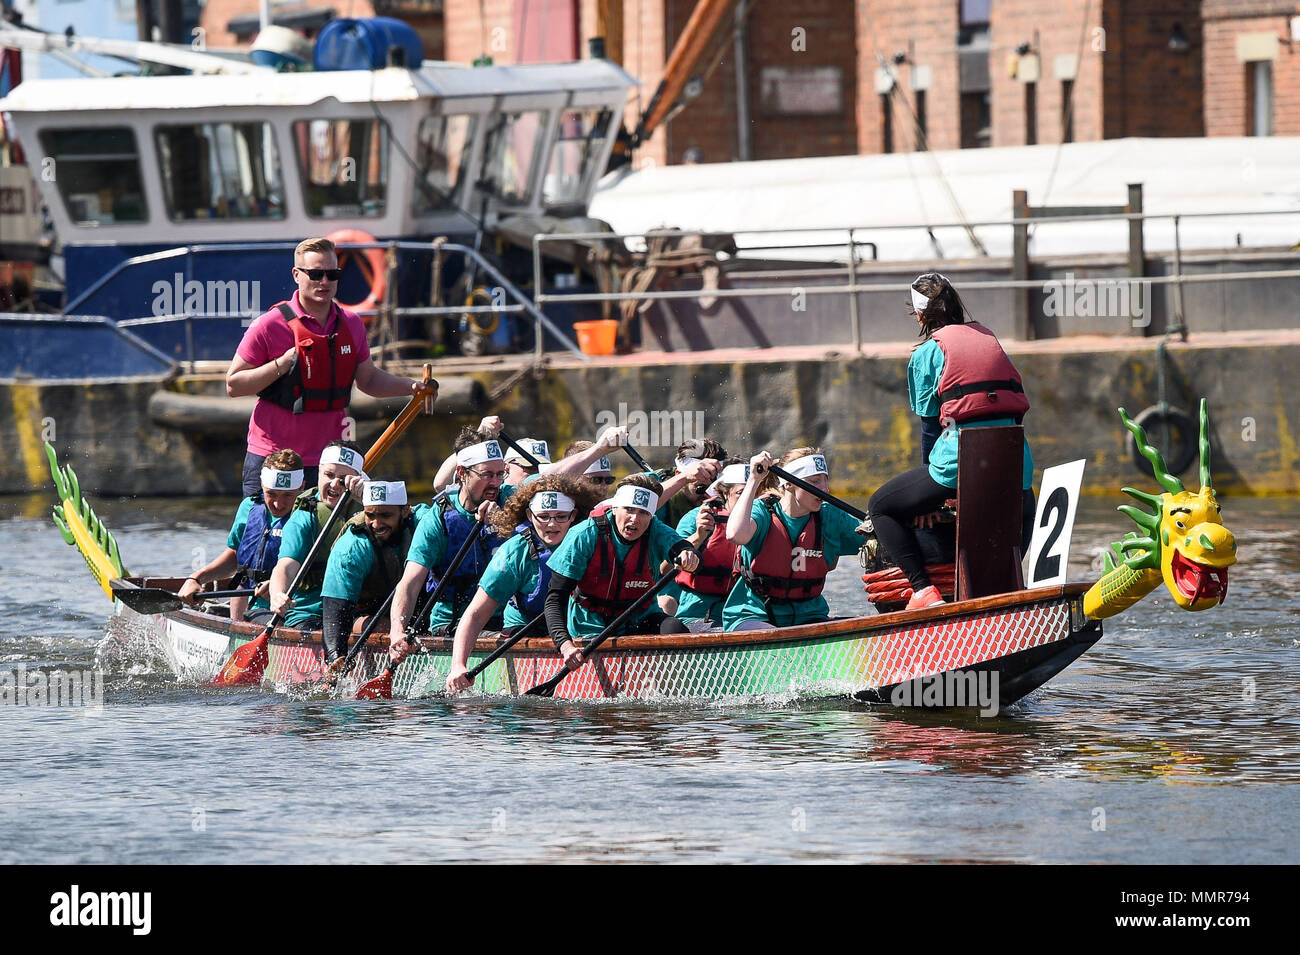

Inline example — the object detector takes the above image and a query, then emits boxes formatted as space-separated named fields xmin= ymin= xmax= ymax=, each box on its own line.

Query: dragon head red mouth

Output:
xmin=1170 ymin=548 xmax=1229 ymax=606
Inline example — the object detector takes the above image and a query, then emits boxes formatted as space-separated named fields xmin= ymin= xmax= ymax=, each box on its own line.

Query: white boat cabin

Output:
xmin=0 ymin=58 xmax=635 ymax=246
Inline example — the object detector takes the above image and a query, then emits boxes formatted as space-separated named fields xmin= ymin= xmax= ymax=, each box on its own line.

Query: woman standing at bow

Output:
xmin=867 ymin=272 xmax=1035 ymax=610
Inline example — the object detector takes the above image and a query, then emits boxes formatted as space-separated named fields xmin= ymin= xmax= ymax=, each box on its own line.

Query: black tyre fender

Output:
xmin=1127 ymin=405 xmax=1197 ymax=478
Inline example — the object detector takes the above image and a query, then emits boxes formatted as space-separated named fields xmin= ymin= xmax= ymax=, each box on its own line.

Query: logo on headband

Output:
xmin=485 ymin=440 xmax=501 ymax=459
xmin=814 ymin=456 xmax=827 ymax=473
xmin=372 ymin=486 xmax=387 ymax=502
xmin=274 ymin=472 xmax=292 ymax=489
xmin=339 ymin=449 xmax=360 ymax=469
xmin=598 ymin=456 xmax=610 ymax=471
xmin=632 ymin=489 xmax=651 ymax=509
xmin=539 ymin=493 xmax=558 ymax=510
xmin=531 ymin=442 xmax=547 ymax=456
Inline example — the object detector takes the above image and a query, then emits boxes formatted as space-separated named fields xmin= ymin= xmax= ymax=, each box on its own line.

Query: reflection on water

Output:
xmin=2 ymin=493 xmax=1298 ymax=863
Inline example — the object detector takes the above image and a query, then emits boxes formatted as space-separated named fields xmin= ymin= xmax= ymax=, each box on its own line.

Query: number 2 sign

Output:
xmin=1027 ymin=459 xmax=1086 ymax=588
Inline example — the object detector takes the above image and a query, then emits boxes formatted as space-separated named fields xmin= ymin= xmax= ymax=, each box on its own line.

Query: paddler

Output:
xmin=503 ymin=437 xmax=552 ymax=484
xmin=545 ymin=474 xmax=700 ymax=672
xmin=178 ymin=448 xmax=305 ymax=622
xmin=266 ymin=440 xmax=368 ymax=629
xmin=657 ymin=438 xmax=727 ymax=527
xmin=389 ymin=431 xmax=513 ymax=653
xmin=723 ymin=448 xmax=867 ymax=631
xmin=866 ymin=272 xmax=1035 ymax=610
xmin=444 ymin=474 xmax=601 ymax=693
xmin=320 ymin=480 xmax=426 ymax=677
xmin=672 ymin=459 xmax=748 ymax=627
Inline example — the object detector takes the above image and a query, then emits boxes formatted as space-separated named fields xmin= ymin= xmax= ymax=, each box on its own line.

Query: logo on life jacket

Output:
xmin=340 ymin=345 xmax=352 ymax=355
xmin=633 ymin=489 xmax=651 ymax=509
xmin=625 ymin=580 xmax=652 ymax=588
xmin=791 ymin=546 xmax=822 ymax=572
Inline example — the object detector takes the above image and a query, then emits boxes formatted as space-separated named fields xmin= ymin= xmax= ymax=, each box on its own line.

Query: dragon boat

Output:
xmin=45 ymin=400 xmax=1236 ymax=707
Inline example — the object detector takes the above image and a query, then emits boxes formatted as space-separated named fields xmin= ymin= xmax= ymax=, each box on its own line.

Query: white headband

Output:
xmin=674 ymin=455 xmax=703 ymax=472
xmin=784 ymin=454 xmax=828 ymax=480
xmin=910 ymin=286 xmax=930 ymax=314
xmin=505 ymin=439 xmax=551 ymax=465
xmin=320 ymin=445 xmax=364 ymax=472
xmin=262 ymin=467 xmax=305 ymax=492
xmin=529 ymin=491 xmax=575 ymax=514
xmin=456 ymin=440 xmax=504 ymax=468
xmin=363 ymin=481 xmax=407 ymax=506
xmin=584 ymin=456 xmax=612 ymax=475
xmin=704 ymin=463 xmax=750 ymax=500
xmin=611 ymin=484 xmax=658 ymax=514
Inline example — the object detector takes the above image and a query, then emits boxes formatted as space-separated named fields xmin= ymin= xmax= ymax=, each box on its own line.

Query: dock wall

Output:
xmin=3 ymin=335 xmax=1295 ymax=497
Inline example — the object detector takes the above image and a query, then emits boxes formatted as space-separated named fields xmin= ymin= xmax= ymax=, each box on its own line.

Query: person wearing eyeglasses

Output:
xmin=388 ymin=429 xmax=514 ymax=657
xmin=444 ymin=474 xmax=602 ymax=693
xmin=225 ymin=236 xmax=431 ymax=497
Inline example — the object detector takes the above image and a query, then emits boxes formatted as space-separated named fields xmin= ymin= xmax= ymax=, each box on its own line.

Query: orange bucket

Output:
xmin=573 ymin=319 xmax=618 ymax=356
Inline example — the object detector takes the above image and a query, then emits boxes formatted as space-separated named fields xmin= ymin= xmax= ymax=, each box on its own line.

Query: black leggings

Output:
xmin=869 ymin=467 xmax=1035 ymax=593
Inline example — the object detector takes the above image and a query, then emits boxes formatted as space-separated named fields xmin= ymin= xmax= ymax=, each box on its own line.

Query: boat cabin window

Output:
xmin=155 ymin=122 xmax=285 ymax=221
xmin=412 ymin=114 xmax=476 ymax=215
xmin=293 ymin=118 xmax=388 ymax=218
xmin=543 ymin=108 xmax=611 ymax=209
xmin=38 ymin=126 xmax=147 ymax=226
xmin=477 ymin=110 xmax=544 ymax=206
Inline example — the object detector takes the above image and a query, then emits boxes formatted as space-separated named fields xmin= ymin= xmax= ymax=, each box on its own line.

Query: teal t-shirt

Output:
xmin=406 ymin=488 xmax=513 ymax=629
xmin=225 ymin=496 xmax=290 ymax=613
xmin=547 ymin=514 xmax=685 ymax=640
xmin=478 ymin=532 xmax=544 ymax=629
xmin=274 ymin=499 xmax=362 ymax=627
xmin=722 ymin=499 xmax=864 ymax=631
xmin=909 ymin=338 xmax=1034 ymax=489
xmin=673 ymin=506 xmax=726 ymax=623
xmin=320 ymin=503 xmax=428 ymax=605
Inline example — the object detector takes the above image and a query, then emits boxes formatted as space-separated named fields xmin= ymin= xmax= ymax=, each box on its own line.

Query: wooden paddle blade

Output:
xmin=211 ymin=633 xmax=269 ymax=686
xmin=111 ymin=584 xmax=183 ymax=615
xmin=355 ymin=667 xmax=395 ymax=700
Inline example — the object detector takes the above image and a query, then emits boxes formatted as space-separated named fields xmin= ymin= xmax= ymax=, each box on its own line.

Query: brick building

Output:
xmin=1203 ymin=1 xmax=1300 ymax=137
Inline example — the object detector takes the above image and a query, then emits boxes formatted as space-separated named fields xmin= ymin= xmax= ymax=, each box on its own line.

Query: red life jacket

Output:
xmin=739 ymin=499 xmax=828 ymax=603
xmin=574 ymin=512 xmax=655 ymax=621
xmin=257 ymin=303 xmax=360 ymax=414
xmin=930 ymin=322 xmax=1030 ymax=424
xmin=676 ymin=506 xmax=737 ymax=596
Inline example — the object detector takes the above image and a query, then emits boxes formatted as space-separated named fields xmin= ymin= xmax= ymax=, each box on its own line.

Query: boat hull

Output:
xmin=102 ymin=578 xmax=1099 ymax=707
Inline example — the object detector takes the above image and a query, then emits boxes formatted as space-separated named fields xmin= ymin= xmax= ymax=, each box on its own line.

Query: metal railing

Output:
xmin=70 ymin=239 xmax=589 ymax=370
xmin=531 ymin=208 xmax=1300 ymax=350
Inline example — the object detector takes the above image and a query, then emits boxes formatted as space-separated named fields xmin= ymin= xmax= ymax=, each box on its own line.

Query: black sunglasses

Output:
xmin=587 ymin=476 xmax=616 ymax=486
xmin=296 ymin=267 xmax=343 ymax=281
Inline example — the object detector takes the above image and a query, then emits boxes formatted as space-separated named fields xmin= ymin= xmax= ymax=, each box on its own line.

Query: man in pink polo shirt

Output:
xmin=226 ymin=237 xmax=428 ymax=495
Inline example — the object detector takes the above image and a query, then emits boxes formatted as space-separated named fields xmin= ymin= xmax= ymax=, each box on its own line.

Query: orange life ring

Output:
xmin=326 ymin=229 xmax=387 ymax=321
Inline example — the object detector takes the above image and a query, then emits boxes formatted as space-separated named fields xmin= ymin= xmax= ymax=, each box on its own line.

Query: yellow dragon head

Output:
xmin=1119 ymin=399 xmax=1236 ymax=611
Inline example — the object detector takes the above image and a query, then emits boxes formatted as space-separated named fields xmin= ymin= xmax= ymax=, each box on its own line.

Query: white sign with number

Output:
xmin=1027 ymin=459 xmax=1086 ymax=588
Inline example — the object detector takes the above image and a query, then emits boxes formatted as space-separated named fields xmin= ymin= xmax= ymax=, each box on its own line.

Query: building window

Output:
xmin=1061 ymin=79 xmax=1075 ymax=143
xmin=293 ymin=119 xmax=389 ymax=218
xmin=155 ymin=122 xmax=284 ymax=221
xmin=915 ymin=90 xmax=928 ymax=150
xmin=960 ymin=0 xmax=990 ymax=27
xmin=413 ymin=114 xmax=476 ymax=215
xmin=960 ymin=91 xmax=990 ymax=148
xmin=881 ymin=93 xmax=893 ymax=153
xmin=38 ymin=126 xmax=147 ymax=225
xmin=1247 ymin=61 xmax=1273 ymax=136
xmin=1025 ymin=82 xmax=1037 ymax=145
xmin=543 ymin=107 xmax=612 ymax=209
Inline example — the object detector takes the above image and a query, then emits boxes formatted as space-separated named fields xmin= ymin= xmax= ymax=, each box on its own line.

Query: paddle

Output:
xmin=212 ymin=365 xmax=436 ymax=687
xmin=456 ymin=610 xmax=546 ymax=688
xmin=355 ymin=516 xmax=486 ymax=700
xmin=525 ymin=564 xmax=680 ymax=698
xmin=768 ymin=464 xmax=867 ymax=521
xmin=622 ymin=443 xmax=654 ymax=473
xmin=322 ymin=586 xmax=396 ymax=688
xmin=111 ymin=581 xmax=254 ymax=615
xmin=497 ymin=429 xmax=541 ymax=468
